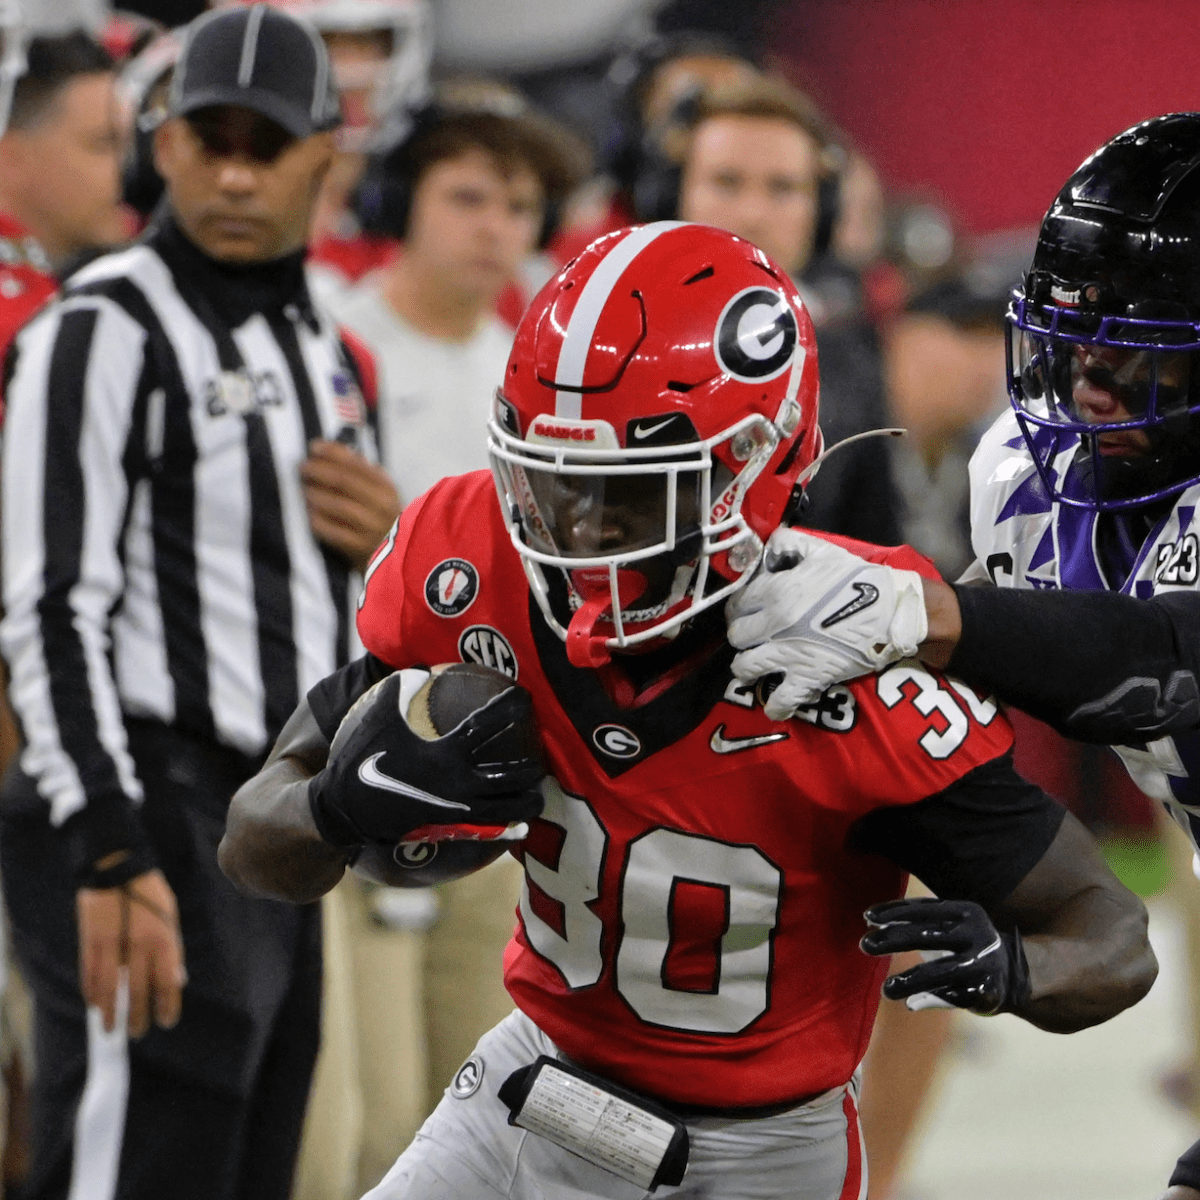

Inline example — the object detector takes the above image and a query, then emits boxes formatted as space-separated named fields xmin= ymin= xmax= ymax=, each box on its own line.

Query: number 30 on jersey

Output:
xmin=520 ymin=780 xmax=782 ymax=1036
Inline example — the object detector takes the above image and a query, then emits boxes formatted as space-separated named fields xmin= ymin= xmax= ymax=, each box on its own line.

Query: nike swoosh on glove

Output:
xmin=309 ymin=669 xmax=545 ymax=848
xmin=860 ymin=897 xmax=1032 ymax=1016
xmin=725 ymin=527 xmax=928 ymax=720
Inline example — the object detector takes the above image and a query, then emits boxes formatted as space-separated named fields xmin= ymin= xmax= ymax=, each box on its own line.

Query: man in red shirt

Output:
xmin=0 ymin=30 xmax=125 ymax=360
xmin=218 ymin=223 xmax=1156 ymax=1199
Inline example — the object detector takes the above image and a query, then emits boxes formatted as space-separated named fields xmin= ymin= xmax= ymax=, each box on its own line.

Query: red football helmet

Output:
xmin=489 ymin=221 xmax=822 ymax=667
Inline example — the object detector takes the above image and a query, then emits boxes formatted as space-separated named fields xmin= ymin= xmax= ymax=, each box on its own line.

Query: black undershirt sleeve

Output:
xmin=948 ymin=584 xmax=1200 ymax=743
xmin=306 ymin=652 xmax=394 ymax=744
xmin=1170 ymin=1136 xmax=1200 ymax=1191
xmin=849 ymin=752 xmax=1066 ymax=907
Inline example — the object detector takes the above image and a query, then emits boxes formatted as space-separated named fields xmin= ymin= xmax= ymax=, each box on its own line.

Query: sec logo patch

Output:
xmin=459 ymin=625 xmax=518 ymax=679
xmin=425 ymin=558 xmax=479 ymax=617
xmin=593 ymin=724 xmax=642 ymax=759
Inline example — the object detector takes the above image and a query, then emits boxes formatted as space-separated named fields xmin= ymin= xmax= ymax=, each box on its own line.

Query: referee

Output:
xmin=0 ymin=7 xmax=399 ymax=1200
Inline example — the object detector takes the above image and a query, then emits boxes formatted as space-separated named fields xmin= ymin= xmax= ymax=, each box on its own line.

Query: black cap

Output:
xmin=168 ymin=4 xmax=341 ymax=140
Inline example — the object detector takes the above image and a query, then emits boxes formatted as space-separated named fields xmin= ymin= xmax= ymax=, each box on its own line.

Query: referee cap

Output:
xmin=169 ymin=4 xmax=341 ymax=140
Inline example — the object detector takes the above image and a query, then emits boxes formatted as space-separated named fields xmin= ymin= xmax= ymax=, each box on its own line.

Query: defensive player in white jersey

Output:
xmin=217 ymin=223 xmax=1156 ymax=1199
xmin=721 ymin=112 xmax=1200 ymax=1199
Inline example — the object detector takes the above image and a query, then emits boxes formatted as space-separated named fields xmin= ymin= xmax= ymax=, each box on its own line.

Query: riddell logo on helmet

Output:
xmin=531 ymin=420 xmax=596 ymax=442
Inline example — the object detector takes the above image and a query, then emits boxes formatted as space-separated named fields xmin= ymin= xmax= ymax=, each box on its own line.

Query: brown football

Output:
xmin=348 ymin=663 xmax=533 ymax=888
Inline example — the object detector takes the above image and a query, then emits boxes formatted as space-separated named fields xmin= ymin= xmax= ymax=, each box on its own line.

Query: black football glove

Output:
xmin=860 ymin=896 xmax=1032 ymax=1016
xmin=309 ymin=672 xmax=545 ymax=849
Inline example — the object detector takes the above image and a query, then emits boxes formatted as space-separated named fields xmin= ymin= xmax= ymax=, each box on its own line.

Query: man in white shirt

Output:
xmin=328 ymin=101 xmax=585 ymax=501
xmin=298 ymin=97 xmax=585 ymax=1199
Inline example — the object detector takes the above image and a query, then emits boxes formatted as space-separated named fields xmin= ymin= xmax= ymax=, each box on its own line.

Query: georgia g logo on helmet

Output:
xmin=714 ymin=287 xmax=798 ymax=382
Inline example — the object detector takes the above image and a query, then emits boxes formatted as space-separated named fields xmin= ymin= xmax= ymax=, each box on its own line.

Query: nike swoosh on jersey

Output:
xmin=819 ymin=582 xmax=880 ymax=629
xmin=357 ymin=753 xmax=472 ymax=810
xmin=631 ymin=417 xmax=675 ymax=440
xmin=709 ymin=724 xmax=790 ymax=754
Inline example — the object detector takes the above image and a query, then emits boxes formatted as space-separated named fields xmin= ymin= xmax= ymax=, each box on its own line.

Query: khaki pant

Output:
xmin=293 ymin=855 xmax=525 ymax=1199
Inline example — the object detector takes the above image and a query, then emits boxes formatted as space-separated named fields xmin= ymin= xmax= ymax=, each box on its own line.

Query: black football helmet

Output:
xmin=1007 ymin=112 xmax=1200 ymax=510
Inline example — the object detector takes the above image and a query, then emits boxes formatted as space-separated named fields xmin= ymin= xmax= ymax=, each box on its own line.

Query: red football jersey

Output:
xmin=358 ymin=471 xmax=1014 ymax=1107
xmin=0 ymin=214 xmax=56 ymax=390
xmin=308 ymin=228 xmax=398 ymax=285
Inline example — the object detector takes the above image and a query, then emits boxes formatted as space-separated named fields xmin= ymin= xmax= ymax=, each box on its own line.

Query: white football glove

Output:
xmin=726 ymin=527 xmax=929 ymax=720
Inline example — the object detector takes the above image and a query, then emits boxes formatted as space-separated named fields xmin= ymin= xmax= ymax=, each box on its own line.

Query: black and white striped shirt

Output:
xmin=0 ymin=217 xmax=372 ymax=872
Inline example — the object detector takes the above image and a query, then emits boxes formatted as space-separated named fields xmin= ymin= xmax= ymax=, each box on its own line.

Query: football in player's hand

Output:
xmin=346 ymin=662 xmax=541 ymax=887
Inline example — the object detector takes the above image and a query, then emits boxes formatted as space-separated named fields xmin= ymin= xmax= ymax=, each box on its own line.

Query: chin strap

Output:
xmin=565 ymin=568 xmax=648 ymax=669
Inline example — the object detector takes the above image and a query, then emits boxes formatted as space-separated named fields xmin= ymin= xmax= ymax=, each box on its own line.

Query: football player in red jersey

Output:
xmin=219 ymin=223 xmax=1156 ymax=1200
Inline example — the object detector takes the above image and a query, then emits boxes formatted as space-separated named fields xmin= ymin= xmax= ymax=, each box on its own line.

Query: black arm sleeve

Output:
xmin=1171 ymin=1137 xmax=1200 ymax=1191
xmin=947 ymin=584 xmax=1200 ymax=743
xmin=306 ymin=652 xmax=394 ymax=744
xmin=849 ymin=752 xmax=1066 ymax=907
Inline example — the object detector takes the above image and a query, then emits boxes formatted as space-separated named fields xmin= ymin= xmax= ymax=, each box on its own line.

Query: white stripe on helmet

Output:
xmin=554 ymin=221 xmax=687 ymax=418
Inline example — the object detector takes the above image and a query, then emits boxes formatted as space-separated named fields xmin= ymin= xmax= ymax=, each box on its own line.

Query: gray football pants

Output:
xmin=362 ymin=1008 xmax=867 ymax=1200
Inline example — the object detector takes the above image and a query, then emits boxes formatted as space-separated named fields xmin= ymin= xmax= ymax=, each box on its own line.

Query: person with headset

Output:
xmin=294 ymin=93 xmax=587 ymax=1199
xmin=666 ymin=74 xmax=901 ymax=550
xmin=586 ymin=48 xmax=903 ymax=550
xmin=540 ymin=31 xmax=757 ymax=271
xmin=333 ymin=93 xmax=587 ymax=502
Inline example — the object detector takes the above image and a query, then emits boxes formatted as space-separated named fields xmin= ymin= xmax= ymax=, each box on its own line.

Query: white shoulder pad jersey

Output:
xmin=967 ymin=409 xmax=1200 ymax=847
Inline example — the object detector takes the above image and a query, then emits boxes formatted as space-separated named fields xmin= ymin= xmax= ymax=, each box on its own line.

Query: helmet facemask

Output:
xmin=489 ymin=221 xmax=821 ymax=665
xmin=1007 ymin=293 xmax=1200 ymax=511
xmin=489 ymin=404 xmax=780 ymax=667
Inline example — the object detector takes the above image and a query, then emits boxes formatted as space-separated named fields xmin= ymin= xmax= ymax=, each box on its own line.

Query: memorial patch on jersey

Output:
xmin=425 ymin=558 xmax=479 ymax=617
xmin=592 ymin=723 xmax=642 ymax=759
xmin=459 ymin=625 xmax=518 ymax=678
